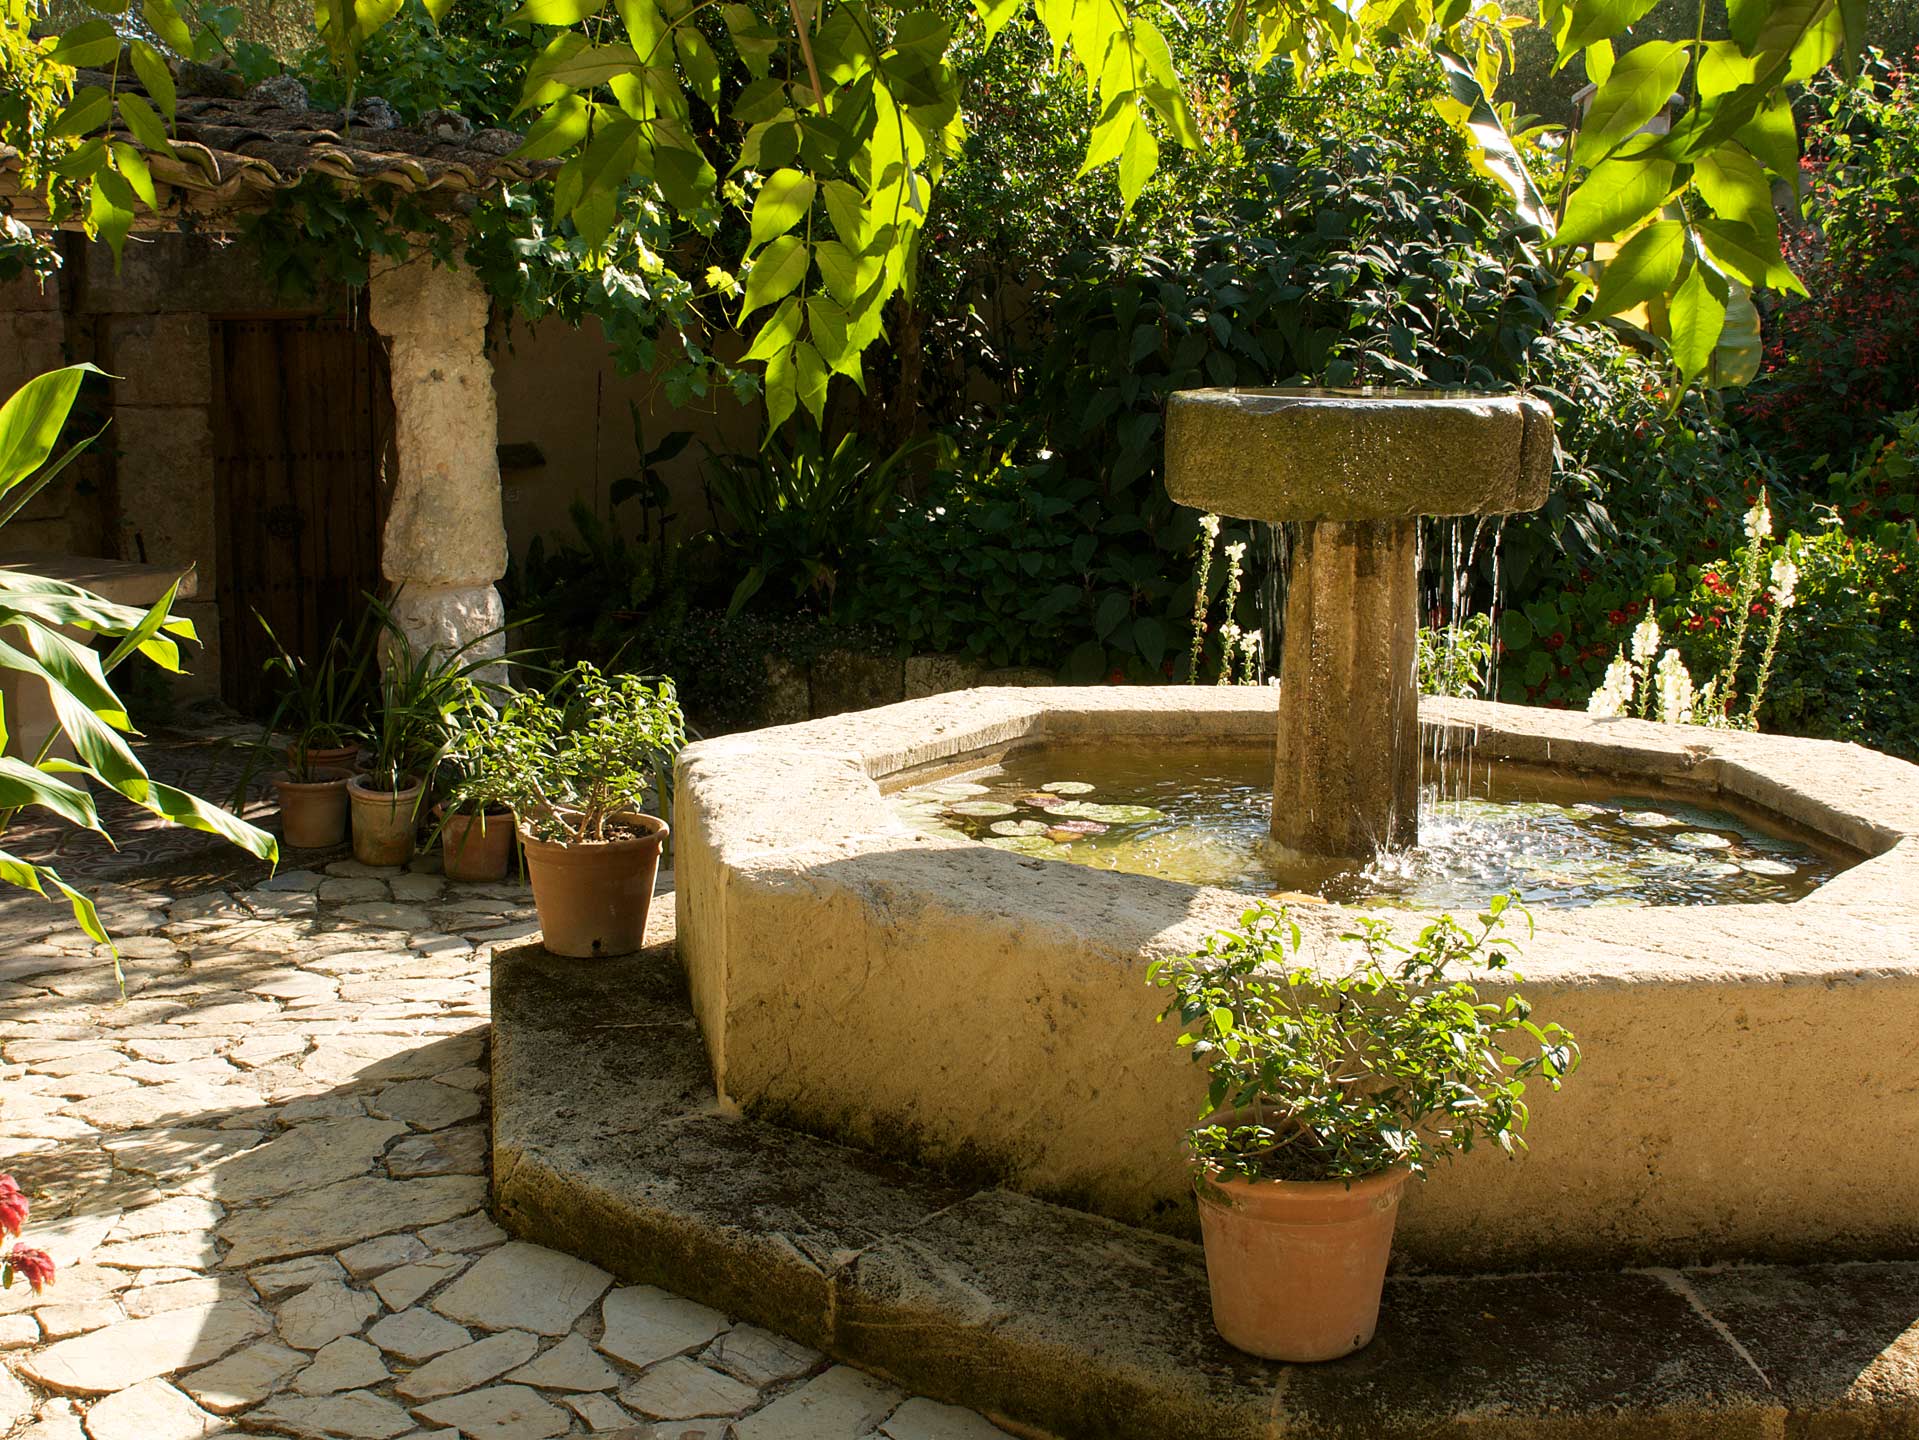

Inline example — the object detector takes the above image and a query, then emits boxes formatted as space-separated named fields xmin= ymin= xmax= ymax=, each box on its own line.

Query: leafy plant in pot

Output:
xmin=431 ymin=707 xmax=517 ymax=884
xmin=255 ymin=615 xmax=374 ymax=849
xmin=349 ymin=620 xmax=504 ymax=868
xmin=1148 ymin=897 xmax=1578 ymax=1362
xmin=466 ymin=662 xmax=684 ymax=956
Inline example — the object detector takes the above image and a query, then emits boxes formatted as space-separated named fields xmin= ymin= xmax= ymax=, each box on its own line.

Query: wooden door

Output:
xmin=211 ymin=314 xmax=393 ymax=714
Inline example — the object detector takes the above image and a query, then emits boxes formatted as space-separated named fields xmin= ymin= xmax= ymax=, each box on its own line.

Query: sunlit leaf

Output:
xmin=1590 ymin=217 xmax=1686 ymax=315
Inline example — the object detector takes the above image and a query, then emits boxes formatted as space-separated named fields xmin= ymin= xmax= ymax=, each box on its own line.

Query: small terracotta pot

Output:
xmin=273 ymin=768 xmax=351 ymax=849
xmin=1195 ymin=1162 xmax=1411 ymax=1362
xmin=440 ymin=807 xmax=514 ymax=884
xmin=518 ymin=811 xmax=669 ymax=958
xmin=347 ymin=775 xmax=425 ymax=867
xmin=289 ymin=742 xmax=361 ymax=774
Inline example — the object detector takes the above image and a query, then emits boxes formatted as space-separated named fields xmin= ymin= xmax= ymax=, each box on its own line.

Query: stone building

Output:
xmin=0 ymin=76 xmax=756 ymax=711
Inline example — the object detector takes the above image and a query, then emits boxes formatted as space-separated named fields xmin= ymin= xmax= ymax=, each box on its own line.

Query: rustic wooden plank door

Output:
xmin=211 ymin=314 xmax=393 ymax=714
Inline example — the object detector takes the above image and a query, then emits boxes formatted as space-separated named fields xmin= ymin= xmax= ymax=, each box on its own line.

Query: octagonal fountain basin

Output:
xmin=674 ymin=688 xmax=1919 ymax=1272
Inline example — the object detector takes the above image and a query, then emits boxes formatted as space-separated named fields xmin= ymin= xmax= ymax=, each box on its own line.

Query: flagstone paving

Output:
xmin=0 ymin=860 xmax=1009 ymax=1440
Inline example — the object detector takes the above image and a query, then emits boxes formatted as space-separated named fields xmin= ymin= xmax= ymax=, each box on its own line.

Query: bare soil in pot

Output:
xmin=289 ymin=742 xmax=361 ymax=774
xmin=518 ymin=811 xmax=669 ymax=958
xmin=347 ymin=775 xmax=425 ymax=867
xmin=274 ymin=768 xmax=352 ymax=849
xmin=1196 ymin=1162 xmax=1411 ymax=1362
xmin=440 ymin=807 xmax=515 ymax=883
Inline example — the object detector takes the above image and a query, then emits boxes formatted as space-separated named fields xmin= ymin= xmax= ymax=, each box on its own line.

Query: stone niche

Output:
xmin=675 ymin=687 xmax=1919 ymax=1272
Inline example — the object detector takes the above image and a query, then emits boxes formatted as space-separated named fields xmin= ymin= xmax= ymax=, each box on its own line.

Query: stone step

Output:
xmin=489 ymin=922 xmax=1919 ymax=1440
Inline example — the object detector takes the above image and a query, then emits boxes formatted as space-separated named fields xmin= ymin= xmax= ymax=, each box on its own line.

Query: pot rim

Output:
xmin=347 ymin=774 xmax=425 ymax=799
xmin=274 ymin=767 xmax=353 ymax=789
xmin=517 ymin=809 xmax=670 ymax=854
xmin=1196 ymin=1160 xmax=1414 ymax=1200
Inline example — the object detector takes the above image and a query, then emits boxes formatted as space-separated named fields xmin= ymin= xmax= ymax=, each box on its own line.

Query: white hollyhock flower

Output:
xmin=1744 ymin=497 xmax=1773 ymax=543
xmin=1630 ymin=610 xmax=1660 ymax=670
xmin=1770 ymin=555 xmax=1798 ymax=609
xmin=1587 ymin=651 xmax=1634 ymax=717
xmin=1655 ymin=648 xmax=1695 ymax=726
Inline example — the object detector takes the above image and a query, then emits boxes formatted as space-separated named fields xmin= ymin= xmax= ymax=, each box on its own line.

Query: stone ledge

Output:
xmin=490 ymin=924 xmax=1919 ymax=1440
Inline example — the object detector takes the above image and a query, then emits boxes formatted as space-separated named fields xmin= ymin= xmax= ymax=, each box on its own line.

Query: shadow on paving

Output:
xmin=0 ymin=865 xmax=996 ymax=1440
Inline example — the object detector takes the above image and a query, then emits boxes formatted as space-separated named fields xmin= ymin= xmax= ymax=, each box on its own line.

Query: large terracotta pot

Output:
xmin=440 ymin=808 xmax=514 ymax=884
xmin=347 ymin=775 xmax=424 ymax=867
xmin=518 ymin=811 xmax=669 ymax=958
xmin=273 ymin=768 xmax=351 ymax=849
xmin=1195 ymin=1162 xmax=1411 ymax=1362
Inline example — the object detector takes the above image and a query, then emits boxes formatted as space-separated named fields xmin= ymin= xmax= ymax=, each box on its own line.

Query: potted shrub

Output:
xmin=257 ymin=612 xmax=374 ymax=775
xmin=1148 ymin=896 xmax=1578 ymax=1362
xmin=431 ymin=714 xmax=517 ymax=884
xmin=468 ymin=662 xmax=683 ymax=956
xmin=272 ymin=724 xmax=353 ymax=849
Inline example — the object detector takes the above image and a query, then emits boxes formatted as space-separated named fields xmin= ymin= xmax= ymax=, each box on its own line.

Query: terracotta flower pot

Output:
xmin=273 ymin=768 xmax=351 ymax=849
xmin=440 ymin=807 xmax=514 ymax=884
xmin=1195 ymin=1162 xmax=1411 ymax=1362
xmin=347 ymin=775 xmax=425 ymax=867
xmin=518 ymin=811 xmax=669 ymax=958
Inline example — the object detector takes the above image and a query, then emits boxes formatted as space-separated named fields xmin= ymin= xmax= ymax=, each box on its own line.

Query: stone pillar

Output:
xmin=367 ymin=256 xmax=508 ymax=666
xmin=1272 ymin=519 xmax=1420 ymax=858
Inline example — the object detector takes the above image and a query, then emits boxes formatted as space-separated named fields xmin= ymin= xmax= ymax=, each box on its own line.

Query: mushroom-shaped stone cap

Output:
xmin=1164 ymin=387 xmax=1555 ymax=522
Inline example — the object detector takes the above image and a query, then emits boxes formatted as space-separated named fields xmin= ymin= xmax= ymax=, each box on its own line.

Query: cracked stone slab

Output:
xmin=367 ymin=1308 xmax=471 ymax=1362
xmin=732 ymin=1365 xmax=904 ymax=1440
xmin=180 ymin=1338 xmax=308 ymax=1412
xmin=505 ymin=1333 xmax=619 ymax=1393
xmin=249 ymin=1388 xmax=417 ymax=1439
xmin=217 ymin=1175 xmax=486 ymax=1267
xmin=431 ymin=1242 xmax=609 ymax=1336
xmin=78 ymin=1377 xmax=222 ymax=1440
xmin=294 ymin=1336 xmax=392 ymax=1396
xmin=276 ymin=1279 xmax=382 ymax=1350
xmin=369 ymin=1253 xmax=468 ymax=1311
xmin=22 ymin=1298 xmax=271 ymax=1394
xmin=619 ymin=1356 xmax=758 ymax=1420
xmin=597 ymin=1286 xmax=728 ymax=1371
xmin=394 ymin=1328 xmax=539 ymax=1401
xmin=410 ymin=1383 xmax=572 ymax=1440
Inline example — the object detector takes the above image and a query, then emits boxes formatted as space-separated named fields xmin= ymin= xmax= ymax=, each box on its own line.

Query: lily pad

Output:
xmin=982 ymin=834 xmax=1056 ymax=854
xmin=1693 ymin=859 xmax=1742 ymax=878
xmin=989 ymin=819 xmax=1051 ymax=837
xmin=950 ymin=800 xmax=1017 ymax=817
xmin=1670 ymin=830 xmax=1733 ymax=851
xmin=1736 ymin=856 xmax=1797 ymax=876
xmin=931 ymin=781 xmax=992 ymax=798
xmin=1041 ymin=780 xmax=1096 ymax=794
xmin=1620 ymin=810 xmax=1679 ymax=829
xmin=1016 ymin=791 xmax=1067 ymax=809
xmin=1050 ymin=800 xmax=1165 ymax=824
xmin=1047 ymin=818 xmax=1109 ymax=835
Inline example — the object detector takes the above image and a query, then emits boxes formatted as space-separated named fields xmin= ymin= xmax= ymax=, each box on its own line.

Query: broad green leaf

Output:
xmin=507 ymin=0 xmax=606 ymax=22
xmin=742 ymin=297 xmax=802 ymax=362
xmin=1556 ymin=156 xmax=1677 ymax=248
xmin=51 ymin=87 xmax=113 ymax=140
xmin=1441 ymin=53 xmax=1552 ymax=233
xmin=1118 ymin=115 xmax=1157 ymax=210
xmin=0 ymin=756 xmax=102 ymax=832
xmin=973 ymin=0 xmax=1022 ymax=41
xmin=792 ymin=340 xmax=829 ymax=421
xmin=821 ymin=179 xmax=870 ymax=250
xmin=1572 ymin=43 xmax=1688 ymax=168
xmin=739 ymin=234 xmax=809 ymax=319
xmin=141 ymin=0 xmax=193 ymax=54
xmin=1590 ymin=218 xmax=1687 ymax=315
xmin=128 ymin=40 xmax=175 ymax=119
xmin=516 ymin=41 xmax=641 ymax=112
xmin=518 ymin=95 xmax=591 ymax=160
xmin=1556 ymin=0 xmax=1661 ymax=65
xmin=675 ymin=27 xmax=721 ymax=108
xmin=614 ymin=0 xmax=668 ymax=54
xmin=141 ymin=780 xmax=278 ymax=864
xmin=1692 ymin=141 xmax=1774 ymax=239
xmin=806 ymin=296 xmax=860 ymax=381
xmin=1694 ymin=217 xmax=1802 ymax=293
xmin=45 ymin=20 xmax=123 ymax=67
xmin=813 ymin=239 xmax=858 ymax=303
xmin=731 ymin=76 xmax=787 ymax=125
xmin=1583 ymin=40 xmax=1614 ymax=86
xmin=1710 ymin=282 xmax=1761 ymax=387
xmin=116 ymin=92 xmax=173 ymax=156
xmin=0 ymin=366 xmax=93 ymax=495
xmin=751 ymin=169 xmax=817 ymax=247
xmin=720 ymin=4 xmax=778 ymax=76
xmin=1735 ymin=92 xmax=1799 ymax=185
xmin=1078 ymin=95 xmax=1135 ymax=178
xmin=98 ymin=581 xmax=182 ymax=676
xmin=763 ymin=342 xmax=798 ymax=429
xmin=1665 ymin=262 xmax=1726 ymax=378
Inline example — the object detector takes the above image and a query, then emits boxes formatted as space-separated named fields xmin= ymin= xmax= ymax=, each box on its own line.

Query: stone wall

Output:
xmin=758 ymin=651 xmax=1054 ymax=728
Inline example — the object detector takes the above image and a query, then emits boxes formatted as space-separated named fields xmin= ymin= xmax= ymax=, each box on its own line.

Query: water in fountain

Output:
xmin=888 ymin=744 xmax=1849 ymax=909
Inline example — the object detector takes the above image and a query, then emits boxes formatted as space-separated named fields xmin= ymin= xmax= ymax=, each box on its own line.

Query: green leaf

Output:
xmin=1440 ymin=53 xmax=1552 ymax=233
xmin=1572 ymin=43 xmax=1688 ymax=168
xmin=792 ymin=340 xmax=829 ymax=422
xmin=812 ymin=239 xmax=858 ymax=303
xmin=116 ymin=93 xmax=173 ymax=157
xmin=506 ymin=0 xmax=606 ymax=22
xmin=1694 ymin=217 xmax=1802 ymax=293
xmin=614 ymin=0 xmax=668 ymax=54
xmin=1117 ymin=114 xmax=1157 ymax=210
xmin=0 ymin=757 xmax=102 ymax=832
xmin=675 ymin=27 xmax=721 ymax=108
xmin=1709 ymin=282 xmax=1761 ymax=388
xmin=1555 ymin=0 xmax=1662 ymax=64
xmin=141 ymin=0 xmax=193 ymax=54
xmin=1692 ymin=141 xmax=1774 ymax=239
xmin=1665 ymin=262 xmax=1726 ymax=379
xmin=750 ymin=169 xmax=816 ymax=248
xmin=51 ymin=87 xmax=113 ymax=139
xmin=140 ymin=780 xmax=278 ymax=864
xmin=1556 ymin=157 xmax=1677 ymax=248
xmin=805 ymin=296 xmax=860 ymax=381
xmin=973 ymin=0 xmax=1022 ymax=41
xmin=1735 ymin=92 xmax=1799 ymax=185
xmin=763 ymin=342 xmax=797 ymax=429
xmin=517 ymin=95 xmax=591 ymax=160
xmin=128 ymin=40 xmax=175 ymax=119
xmin=46 ymin=19 xmax=124 ymax=68
xmin=742 ymin=296 xmax=802 ymax=362
xmin=0 ymin=366 xmax=92 ymax=495
xmin=740 ymin=234 xmax=808 ymax=320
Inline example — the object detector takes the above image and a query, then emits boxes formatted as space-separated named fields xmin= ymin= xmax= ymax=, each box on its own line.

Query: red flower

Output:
xmin=1608 ymin=609 xmax=1626 ymax=626
xmin=0 ymin=1177 xmax=26 ymax=1240
xmin=1687 ymin=615 xmax=1706 ymax=631
xmin=1625 ymin=601 xmax=1641 ymax=618
xmin=1105 ymin=669 xmax=1124 ymax=685
xmin=5 ymin=1246 xmax=53 ymax=1294
xmin=1547 ymin=632 xmax=1565 ymax=650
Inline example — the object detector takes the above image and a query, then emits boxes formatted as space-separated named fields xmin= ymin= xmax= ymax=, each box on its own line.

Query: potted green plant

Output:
xmin=258 ymin=612 xmax=375 ymax=775
xmin=273 ymin=720 xmax=354 ymax=849
xmin=1148 ymin=896 xmax=1578 ymax=1362
xmin=348 ymin=618 xmax=504 ymax=868
xmin=431 ymin=707 xmax=517 ymax=883
xmin=468 ymin=662 xmax=683 ymax=956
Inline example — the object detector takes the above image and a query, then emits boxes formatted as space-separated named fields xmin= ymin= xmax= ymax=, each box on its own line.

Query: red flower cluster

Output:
xmin=0 ymin=1174 xmax=54 ymax=1295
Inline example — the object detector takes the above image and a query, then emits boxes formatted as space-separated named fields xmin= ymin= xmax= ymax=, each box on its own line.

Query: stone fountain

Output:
xmin=1164 ymin=388 xmax=1555 ymax=857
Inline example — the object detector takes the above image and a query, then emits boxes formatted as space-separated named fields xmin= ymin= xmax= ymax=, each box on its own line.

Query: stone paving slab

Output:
xmin=0 ymin=860 xmax=1010 ymax=1440
xmin=492 ymin=930 xmax=1919 ymax=1440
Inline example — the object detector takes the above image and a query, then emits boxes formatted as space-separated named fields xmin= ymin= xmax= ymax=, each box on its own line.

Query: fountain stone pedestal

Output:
xmin=1165 ymin=388 xmax=1554 ymax=858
